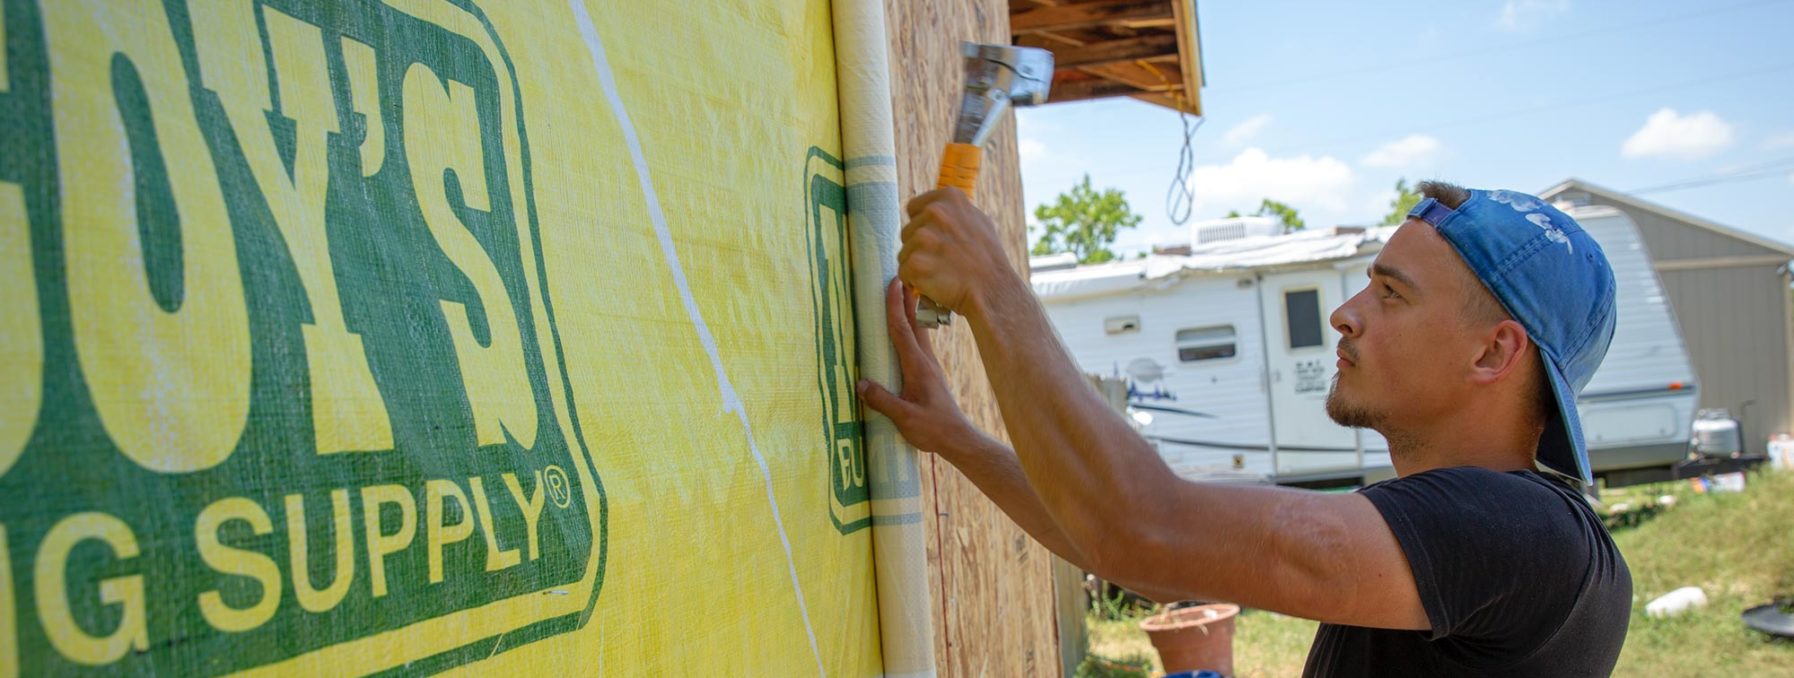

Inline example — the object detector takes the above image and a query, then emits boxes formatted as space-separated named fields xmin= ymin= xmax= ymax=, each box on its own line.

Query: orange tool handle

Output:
xmin=935 ymin=142 xmax=983 ymax=194
xmin=916 ymin=143 xmax=984 ymax=327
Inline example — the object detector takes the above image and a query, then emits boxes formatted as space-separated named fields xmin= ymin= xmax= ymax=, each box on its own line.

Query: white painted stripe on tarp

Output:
xmin=568 ymin=3 xmax=824 ymax=674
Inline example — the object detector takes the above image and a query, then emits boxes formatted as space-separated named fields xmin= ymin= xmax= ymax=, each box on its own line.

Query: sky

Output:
xmin=1015 ymin=0 xmax=1794 ymax=257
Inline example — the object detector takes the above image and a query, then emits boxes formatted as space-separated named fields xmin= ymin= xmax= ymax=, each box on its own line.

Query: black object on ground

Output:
xmin=1741 ymin=598 xmax=1794 ymax=639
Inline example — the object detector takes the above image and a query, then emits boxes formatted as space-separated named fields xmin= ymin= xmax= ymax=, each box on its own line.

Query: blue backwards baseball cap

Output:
xmin=1408 ymin=189 xmax=1617 ymax=486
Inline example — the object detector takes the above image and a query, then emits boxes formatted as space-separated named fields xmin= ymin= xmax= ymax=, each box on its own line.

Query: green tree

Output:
xmin=1381 ymin=178 xmax=1423 ymax=226
xmin=1253 ymin=198 xmax=1305 ymax=231
xmin=1031 ymin=174 xmax=1143 ymax=264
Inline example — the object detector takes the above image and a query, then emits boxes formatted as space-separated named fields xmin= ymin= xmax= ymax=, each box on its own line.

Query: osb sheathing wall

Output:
xmin=883 ymin=0 xmax=1062 ymax=674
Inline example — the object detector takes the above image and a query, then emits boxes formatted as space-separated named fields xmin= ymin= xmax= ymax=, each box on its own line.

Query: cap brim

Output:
xmin=1538 ymin=353 xmax=1592 ymax=486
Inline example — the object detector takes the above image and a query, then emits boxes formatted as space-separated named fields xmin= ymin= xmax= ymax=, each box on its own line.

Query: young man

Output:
xmin=858 ymin=182 xmax=1631 ymax=675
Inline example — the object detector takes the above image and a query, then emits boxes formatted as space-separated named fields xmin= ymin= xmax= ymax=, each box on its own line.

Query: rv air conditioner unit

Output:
xmin=1191 ymin=216 xmax=1283 ymax=246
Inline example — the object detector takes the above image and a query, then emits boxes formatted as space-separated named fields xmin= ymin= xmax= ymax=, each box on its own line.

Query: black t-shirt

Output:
xmin=1303 ymin=467 xmax=1631 ymax=677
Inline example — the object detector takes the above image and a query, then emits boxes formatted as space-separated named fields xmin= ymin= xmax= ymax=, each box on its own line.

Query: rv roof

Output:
xmin=1032 ymin=225 xmax=1396 ymax=301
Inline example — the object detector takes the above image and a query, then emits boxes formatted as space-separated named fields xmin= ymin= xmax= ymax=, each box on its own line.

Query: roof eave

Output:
xmin=1541 ymin=177 xmax=1794 ymax=257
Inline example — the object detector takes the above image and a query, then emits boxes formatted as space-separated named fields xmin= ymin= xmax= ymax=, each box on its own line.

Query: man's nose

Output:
xmin=1330 ymin=295 xmax=1362 ymax=338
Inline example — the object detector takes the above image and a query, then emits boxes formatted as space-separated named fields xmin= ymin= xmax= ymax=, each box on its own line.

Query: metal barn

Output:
xmin=1543 ymin=179 xmax=1794 ymax=459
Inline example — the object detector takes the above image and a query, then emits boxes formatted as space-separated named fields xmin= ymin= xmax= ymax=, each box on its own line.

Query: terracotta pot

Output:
xmin=1139 ymin=603 xmax=1239 ymax=676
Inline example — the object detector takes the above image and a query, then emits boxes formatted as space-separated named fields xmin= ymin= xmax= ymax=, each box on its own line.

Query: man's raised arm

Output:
xmin=861 ymin=189 xmax=1429 ymax=630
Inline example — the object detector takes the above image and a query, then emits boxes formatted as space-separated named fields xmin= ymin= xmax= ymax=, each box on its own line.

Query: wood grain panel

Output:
xmin=882 ymin=0 xmax=1061 ymax=674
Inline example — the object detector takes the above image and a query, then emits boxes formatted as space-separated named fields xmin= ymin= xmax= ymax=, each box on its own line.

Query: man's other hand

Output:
xmin=857 ymin=280 xmax=977 ymax=455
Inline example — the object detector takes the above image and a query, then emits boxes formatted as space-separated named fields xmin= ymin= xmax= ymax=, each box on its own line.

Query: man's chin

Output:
xmin=1325 ymin=388 xmax=1382 ymax=429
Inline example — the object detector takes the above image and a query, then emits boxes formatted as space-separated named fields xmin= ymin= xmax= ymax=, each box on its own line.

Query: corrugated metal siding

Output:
xmin=1592 ymin=195 xmax=1780 ymax=260
xmin=1657 ymin=264 xmax=1792 ymax=454
xmin=1577 ymin=195 xmax=1794 ymax=456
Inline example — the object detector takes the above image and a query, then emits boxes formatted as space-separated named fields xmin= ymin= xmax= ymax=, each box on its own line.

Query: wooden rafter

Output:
xmin=1011 ymin=0 xmax=1171 ymax=34
xmin=1050 ymin=78 xmax=1153 ymax=101
xmin=1011 ymin=0 xmax=1204 ymax=115
xmin=1028 ymin=34 xmax=1179 ymax=69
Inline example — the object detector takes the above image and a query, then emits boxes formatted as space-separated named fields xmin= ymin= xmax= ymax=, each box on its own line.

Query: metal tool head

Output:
xmin=952 ymin=42 xmax=1054 ymax=146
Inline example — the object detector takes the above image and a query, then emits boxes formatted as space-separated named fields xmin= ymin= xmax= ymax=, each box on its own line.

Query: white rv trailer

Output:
xmin=1032 ymin=206 xmax=1698 ymax=487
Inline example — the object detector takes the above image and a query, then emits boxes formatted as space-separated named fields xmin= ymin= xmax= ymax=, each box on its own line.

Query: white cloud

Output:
xmin=1787 ymin=172 xmax=1794 ymax=186
xmin=1223 ymin=114 xmax=1272 ymax=146
xmin=1621 ymin=109 xmax=1735 ymax=159
xmin=1766 ymin=132 xmax=1794 ymax=150
xmin=1497 ymin=0 xmax=1569 ymax=31
xmin=1361 ymin=134 xmax=1441 ymax=169
xmin=1019 ymin=137 xmax=1049 ymax=164
xmin=1189 ymin=147 xmax=1356 ymax=214
xmin=1366 ymin=189 xmax=1399 ymax=216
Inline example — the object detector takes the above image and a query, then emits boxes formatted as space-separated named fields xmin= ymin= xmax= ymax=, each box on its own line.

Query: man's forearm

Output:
xmin=960 ymin=273 xmax=1296 ymax=599
xmin=941 ymin=431 xmax=1090 ymax=567
xmin=961 ymin=276 xmax=1180 ymax=558
xmin=940 ymin=431 xmax=1191 ymax=603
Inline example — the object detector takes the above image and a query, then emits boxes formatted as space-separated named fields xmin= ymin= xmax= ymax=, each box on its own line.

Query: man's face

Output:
xmin=1326 ymin=220 xmax=1489 ymax=432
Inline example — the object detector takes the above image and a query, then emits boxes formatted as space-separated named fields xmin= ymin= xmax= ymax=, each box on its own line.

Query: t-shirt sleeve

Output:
xmin=1360 ymin=468 xmax=1593 ymax=643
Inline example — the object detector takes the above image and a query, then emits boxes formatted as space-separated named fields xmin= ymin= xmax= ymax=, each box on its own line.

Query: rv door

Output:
xmin=1259 ymin=269 xmax=1359 ymax=479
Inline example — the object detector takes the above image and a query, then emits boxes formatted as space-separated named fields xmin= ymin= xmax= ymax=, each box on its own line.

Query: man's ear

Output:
xmin=1470 ymin=319 xmax=1532 ymax=385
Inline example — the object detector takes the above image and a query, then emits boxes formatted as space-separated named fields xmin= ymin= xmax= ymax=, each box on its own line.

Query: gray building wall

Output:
xmin=1628 ymin=206 xmax=1779 ymax=259
xmin=1655 ymin=264 xmax=1792 ymax=455
xmin=1562 ymin=189 xmax=1794 ymax=456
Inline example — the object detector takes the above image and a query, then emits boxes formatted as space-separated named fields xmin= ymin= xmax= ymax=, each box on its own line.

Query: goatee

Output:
xmin=1325 ymin=374 xmax=1383 ymax=429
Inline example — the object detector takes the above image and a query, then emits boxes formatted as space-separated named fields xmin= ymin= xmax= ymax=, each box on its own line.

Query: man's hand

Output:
xmin=856 ymin=280 xmax=978 ymax=455
xmin=899 ymin=188 xmax=1018 ymax=318
xmin=857 ymin=279 xmax=1112 ymax=576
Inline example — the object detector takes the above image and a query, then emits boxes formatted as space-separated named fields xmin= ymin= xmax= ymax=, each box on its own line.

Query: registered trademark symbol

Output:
xmin=544 ymin=465 xmax=572 ymax=508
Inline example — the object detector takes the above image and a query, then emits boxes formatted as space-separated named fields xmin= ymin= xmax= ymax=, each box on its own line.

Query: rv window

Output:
xmin=1105 ymin=315 xmax=1141 ymax=335
xmin=1176 ymin=325 xmax=1236 ymax=362
xmin=1285 ymin=289 xmax=1324 ymax=349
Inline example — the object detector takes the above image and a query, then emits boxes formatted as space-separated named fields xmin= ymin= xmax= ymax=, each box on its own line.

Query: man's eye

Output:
xmin=1381 ymin=284 xmax=1401 ymax=300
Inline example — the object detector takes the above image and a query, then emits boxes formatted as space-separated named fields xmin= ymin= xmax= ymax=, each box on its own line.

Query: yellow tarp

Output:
xmin=0 ymin=0 xmax=879 ymax=674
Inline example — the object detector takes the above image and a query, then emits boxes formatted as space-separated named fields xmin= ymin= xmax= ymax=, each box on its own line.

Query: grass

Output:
xmin=1080 ymin=469 xmax=1794 ymax=677
xmin=1607 ymin=468 xmax=1794 ymax=675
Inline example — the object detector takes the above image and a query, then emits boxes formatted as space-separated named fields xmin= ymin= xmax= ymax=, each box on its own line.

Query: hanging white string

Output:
xmin=1165 ymin=112 xmax=1202 ymax=226
xmin=1135 ymin=59 xmax=1203 ymax=227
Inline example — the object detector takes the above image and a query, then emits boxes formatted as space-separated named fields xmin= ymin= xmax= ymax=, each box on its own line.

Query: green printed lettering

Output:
xmin=35 ymin=513 xmax=147 ymax=665
xmin=3 ymin=1 xmax=603 ymax=671
xmin=468 ymin=477 xmax=521 ymax=572
xmin=361 ymin=484 xmax=416 ymax=598
xmin=402 ymin=62 xmax=538 ymax=449
xmin=285 ymin=491 xmax=355 ymax=613
xmin=47 ymin=0 xmax=252 ymax=473
xmin=196 ymin=498 xmax=283 ymax=633
xmin=341 ymin=37 xmax=385 ymax=176
xmin=194 ymin=2 xmax=393 ymax=455
xmin=424 ymin=479 xmax=474 ymax=584
xmin=501 ymin=471 xmax=545 ymax=561
xmin=0 ymin=182 xmax=36 ymax=478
